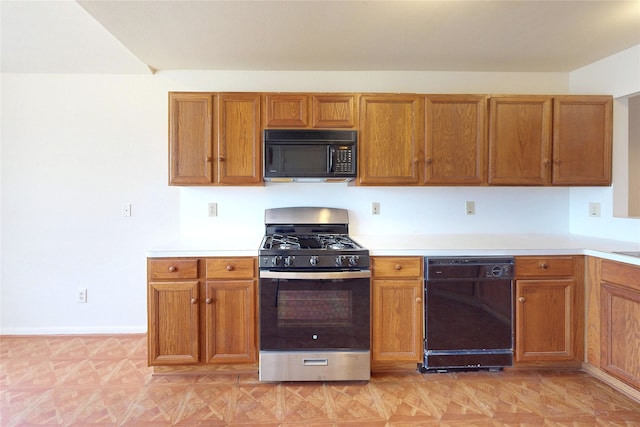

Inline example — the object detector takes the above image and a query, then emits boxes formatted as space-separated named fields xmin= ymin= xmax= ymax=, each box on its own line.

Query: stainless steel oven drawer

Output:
xmin=259 ymin=350 xmax=370 ymax=382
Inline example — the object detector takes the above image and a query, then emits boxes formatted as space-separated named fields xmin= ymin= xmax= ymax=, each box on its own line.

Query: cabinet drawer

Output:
xmin=206 ymin=257 xmax=255 ymax=279
xmin=516 ymin=256 xmax=575 ymax=277
xmin=149 ymin=259 xmax=199 ymax=280
xmin=601 ymin=260 xmax=640 ymax=290
xmin=372 ymin=257 xmax=423 ymax=279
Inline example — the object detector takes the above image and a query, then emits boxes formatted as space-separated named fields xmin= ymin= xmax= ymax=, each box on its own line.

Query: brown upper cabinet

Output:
xmin=358 ymin=94 xmax=424 ymax=185
xmin=552 ymin=96 xmax=612 ymax=185
xmin=489 ymin=95 xmax=612 ymax=186
xmin=424 ymin=95 xmax=488 ymax=185
xmin=263 ymin=93 xmax=357 ymax=128
xmin=489 ymin=96 xmax=552 ymax=185
xmin=168 ymin=93 xmax=214 ymax=185
xmin=169 ymin=92 xmax=612 ymax=187
xmin=168 ymin=92 xmax=262 ymax=186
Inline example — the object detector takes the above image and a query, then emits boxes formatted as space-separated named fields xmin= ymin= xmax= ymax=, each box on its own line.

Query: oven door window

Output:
xmin=260 ymin=278 xmax=370 ymax=351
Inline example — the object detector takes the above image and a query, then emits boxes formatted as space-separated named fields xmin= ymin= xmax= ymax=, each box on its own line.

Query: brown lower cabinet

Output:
xmin=514 ymin=256 xmax=584 ymax=366
xmin=598 ymin=260 xmax=640 ymax=390
xmin=370 ymin=256 xmax=424 ymax=367
xmin=147 ymin=257 xmax=257 ymax=368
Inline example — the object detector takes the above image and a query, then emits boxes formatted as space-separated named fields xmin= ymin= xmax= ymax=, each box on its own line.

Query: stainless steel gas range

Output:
xmin=258 ymin=207 xmax=371 ymax=382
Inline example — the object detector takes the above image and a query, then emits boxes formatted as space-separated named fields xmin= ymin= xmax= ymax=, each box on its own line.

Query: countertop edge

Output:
xmin=146 ymin=233 xmax=640 ymax=266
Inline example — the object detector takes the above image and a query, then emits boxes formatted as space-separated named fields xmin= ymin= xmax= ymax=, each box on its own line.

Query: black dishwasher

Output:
xmin=419 ymin=257 xmax=514 ymax=373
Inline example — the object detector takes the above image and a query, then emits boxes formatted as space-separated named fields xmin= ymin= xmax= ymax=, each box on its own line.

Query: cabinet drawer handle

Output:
xmin=539 ymin=262 xmax=548 ymax=270
xmin=168 ymin=266 xmax=177 ymax=272
xmin=518 ymin=297 xmax=526 ymax=303
xmin=226 ymin=264 xmax=234 ymax=271
xmin=394 ymin=264 xmax=402 ymax=270
xmin=205 ymin=298 xmax=213 ymax=304
xmin=191 ymin=298 xmax=198 ymax=304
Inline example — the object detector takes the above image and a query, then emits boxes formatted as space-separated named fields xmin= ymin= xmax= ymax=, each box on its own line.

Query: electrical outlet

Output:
xmin=78 ymin=288 xmax=87 ymax=303
xmin=208 ymin=203 xmax=218 ymax=217
xmin=589 ymin=202 xmax=601 ymax=217
xmin=465 ymin=201 xmax=475 ymax=215
xmin=372 ymin=202 xmax=380 ymax=215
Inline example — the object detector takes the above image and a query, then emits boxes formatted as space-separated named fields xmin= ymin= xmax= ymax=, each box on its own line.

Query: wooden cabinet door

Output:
xmin=204 ymin=280 xmax=256 ymax=363
xmin=148 ymin=281 xmax=199 ymax=365
xmin=600 ymin=261 xmax=640 ymax=389
xmin=312 ymin=94 xmax=357 ymax=128
xmin=425 ymin=95 xmax=487 ymax=185
xmin=217 ymin=93 xmax=262 ymax=185
xmin=515 ymin=279 xmax=576 ymax=362
xmin=264 ymin=94 xmax=309 ymax=127
xmin=358 ymin=95 xmax=423 ymax=185
xmin=168 ymin=93 xmax=214 ymax=185
xmin=372 ymin=278 xmax=423 ymax=363
xmin=552 ymin=96 xmax=612 ymax=185
xmin=489 ymin=96 xmax=552 ymax=185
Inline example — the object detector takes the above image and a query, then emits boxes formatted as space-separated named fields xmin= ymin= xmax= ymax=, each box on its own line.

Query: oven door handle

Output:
xmin=260 ymin=270 xmax=371 ymax=280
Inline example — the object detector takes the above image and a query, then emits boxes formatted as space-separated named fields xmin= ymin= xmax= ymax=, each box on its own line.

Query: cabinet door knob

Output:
xmin=539 ymin=262 xmax=548 ymax=270
xmin=191 ymin=298 xmax=198 ymax=304
xmin=226 ymin=264 xmax=234 ymax=271
xmin=205 ymin=298 xmax=213 ymax=304
xmin=518 ymin=296 xmax=526 ymax=303
xmin=394 ymin=264 xmax=402 ymax=270
xmin=416 ymin=297 xmax=422 ymax=303
xmin=218 ymin=156 xmax=225 ymax=162
xmin=168 ymin=266 xmax=176 ymax=272
xmin=425 ymin=157 xmax=433 ymax=165
xmin=205 ymin=156 xmax=212 ymax=163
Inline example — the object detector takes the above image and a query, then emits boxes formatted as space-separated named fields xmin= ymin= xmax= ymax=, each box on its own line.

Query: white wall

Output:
xmin=0 ymin=68 xmax=635 ymax=334
xmin=568 ymin=44 xmax=640 ymax=242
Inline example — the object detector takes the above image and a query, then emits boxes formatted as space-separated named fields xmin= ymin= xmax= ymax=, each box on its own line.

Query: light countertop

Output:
xmin=147 ymin=233 xmax=640 ymax=266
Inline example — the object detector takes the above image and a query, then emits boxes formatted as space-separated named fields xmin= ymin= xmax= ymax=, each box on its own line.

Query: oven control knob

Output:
xmin=335 ymin=256 xmax=345 ymax=266
xmin=271 ymin=256 xmax=283 ymax=266
xmin=309 ymin=256 xmax=319 ymax=266
xmin=348 ymin=256 xmax=360 ymax=266
xmin=284 ymin=256 xmax=294 ymax=267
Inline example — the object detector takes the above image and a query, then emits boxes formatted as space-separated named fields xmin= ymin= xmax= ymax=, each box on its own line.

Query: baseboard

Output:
xmin=0 ymin=326 xmax=147 ymax=335
xmin=582 ymin=362 xmax=640 ymax=404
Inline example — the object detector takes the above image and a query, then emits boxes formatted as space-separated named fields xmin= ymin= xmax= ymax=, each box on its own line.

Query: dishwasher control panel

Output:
xmin=425 ymin=257 xmax=514 ymax=280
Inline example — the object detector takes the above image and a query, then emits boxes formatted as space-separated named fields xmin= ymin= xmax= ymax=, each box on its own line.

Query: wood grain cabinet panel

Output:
xmin=217 ymin=93 xmax=262 ymax=185
xmin=515 ymin=279 xmax=576 ymax=361
xmin=552 ymin=96 xmax=612 ymax=185
xmin=489 ymin=96 xmax=552 ymax=185
xmin=147 ymin=256 xmax=258 ymax=370
xmin=168 ymin=93 xmax=214 ymax=185
xmin=204 ymin=279 xmax=256 ymax=363
xmin=358 ymin=95 xmax=423 ymax=185
xmin=264 ymin=94 xmax=309 ymax=127
xmin=514 ymin=256 xmax=584 ymax=366
xmin=600 ymin=261 xmax=640 ymax=390
xmin=148 ymin=280 xmax=199 ymax=366
xmin=424 ymin=95 xmax=487 ymax=185
xmin=312 ymin=94 xmax=357 ymax=128
xmin=371 ymin=257 xmax=423 ymax=365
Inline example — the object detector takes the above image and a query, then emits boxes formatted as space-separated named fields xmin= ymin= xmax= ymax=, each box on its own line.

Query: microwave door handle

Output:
xmin=328 ymin=146 xmax=335 ymax=173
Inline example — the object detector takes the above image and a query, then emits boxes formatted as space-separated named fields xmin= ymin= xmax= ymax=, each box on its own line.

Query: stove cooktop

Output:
xmin=259 ymin=233 xmax=369 ymax=270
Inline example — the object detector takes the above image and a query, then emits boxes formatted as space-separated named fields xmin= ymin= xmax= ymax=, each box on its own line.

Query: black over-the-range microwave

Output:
xmin=263 ymin=129 xmax=357 ymax=182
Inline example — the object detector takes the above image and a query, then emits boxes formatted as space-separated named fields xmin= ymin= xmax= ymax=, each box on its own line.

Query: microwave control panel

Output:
xmin=334 ymin=146 xmax=354 ymax=173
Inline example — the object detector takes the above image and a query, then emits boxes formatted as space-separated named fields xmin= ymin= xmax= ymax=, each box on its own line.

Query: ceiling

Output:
xmin=1 ymin=0 xmax=639 ymax=74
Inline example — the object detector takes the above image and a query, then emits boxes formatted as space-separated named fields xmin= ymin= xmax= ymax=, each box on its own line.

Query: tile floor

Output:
xmin=1 ymin=334 xmax=640 ymax=426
